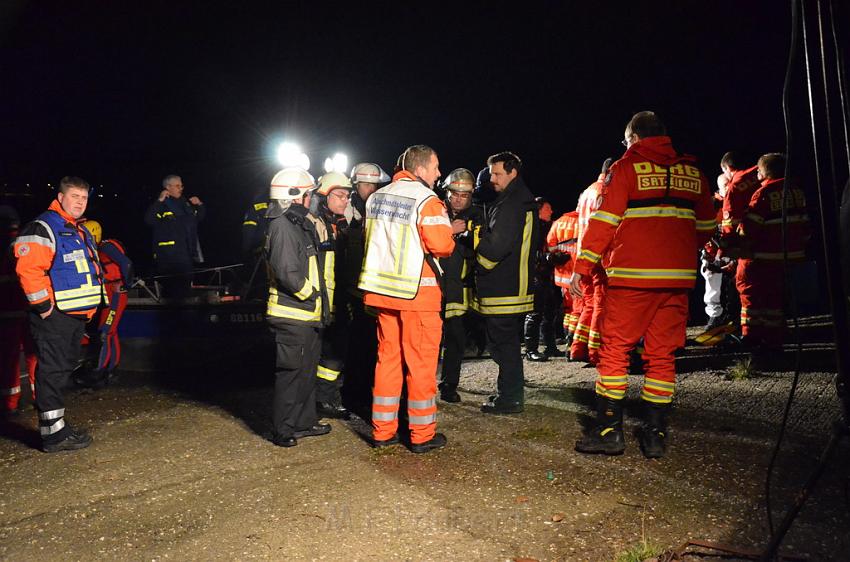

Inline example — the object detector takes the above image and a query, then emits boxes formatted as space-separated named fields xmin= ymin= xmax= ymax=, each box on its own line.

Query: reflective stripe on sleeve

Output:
xmin=26 ymin=288 xmax=50 ymax=302
xmin=589 ymin=210 xmax=622 ymax=226
xmin=16 ymin=234 xmax=56 ymax=251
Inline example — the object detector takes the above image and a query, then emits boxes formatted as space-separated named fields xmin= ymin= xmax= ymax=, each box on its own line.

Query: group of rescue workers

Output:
xmin=1 ymin=110 xmax=810 ymax=459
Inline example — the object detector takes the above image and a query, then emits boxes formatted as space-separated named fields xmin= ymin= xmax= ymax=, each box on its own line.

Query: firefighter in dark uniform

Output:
xmin=14 ymin=176 xmax=106 ymax=452
xmin=143 ymin=174 xmax=205 ymax=298
xmin=472 ymin=152 xmax=539 ymax=414
xmin=265 ymin=167 xmax=333 ymax=447
xmin=241 ymin=190 xmax=271 ymax=296
xmin=437 ymin=168 xmax=485 ymax=403
xmin=309 ymin=171 xmax=353 ymax=419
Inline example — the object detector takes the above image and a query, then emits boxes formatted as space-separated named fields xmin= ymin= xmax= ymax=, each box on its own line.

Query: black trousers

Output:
xmin=440 ymin=315 xmax=466 ymax=392
xmin=341 ymin=298 xmax=377 ymax=407
xmin=271 ymin=322 xmax=321 ymax=439
xmin=29 ymin=310 xmax=86 ymax=443
xmin=316 ymin=321 xmax=347 ymax=404
xmin=524 ymin=280 xmax=561 ymax=350
xmin=484 ymin=315 xmax=524 ymax=403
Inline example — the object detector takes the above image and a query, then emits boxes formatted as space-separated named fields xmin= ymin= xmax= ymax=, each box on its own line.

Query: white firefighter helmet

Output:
xmin=315 ymin=171 xmax=352 ymax=196
xmin=350 ymin=162 xmax=390 ymax=185
xmin=270 ymin=167 xmax=315 ymax=200
xmin=441 ymin=168 xmax=475 ymax=192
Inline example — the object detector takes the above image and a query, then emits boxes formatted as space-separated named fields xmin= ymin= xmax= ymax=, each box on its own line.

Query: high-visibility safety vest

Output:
xmin=358 ymin=178 xmax=446 ymax=299
xmin=27 ymin=209 xmax=104 ymax=313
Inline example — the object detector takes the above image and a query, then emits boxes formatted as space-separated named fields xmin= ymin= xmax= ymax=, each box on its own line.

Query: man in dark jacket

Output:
xmin=472 ymin=152 xmax=539 ymax=414
xmin=143 ymin=175 xmax=205 ymax=298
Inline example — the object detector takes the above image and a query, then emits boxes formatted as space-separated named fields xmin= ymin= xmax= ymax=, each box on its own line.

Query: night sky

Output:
xmin=0 ymin=1 xmax=836 ymax=269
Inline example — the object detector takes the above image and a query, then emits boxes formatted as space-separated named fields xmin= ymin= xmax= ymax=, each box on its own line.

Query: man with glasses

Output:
xmin=570 ymin=111 xmax=715 ymax=458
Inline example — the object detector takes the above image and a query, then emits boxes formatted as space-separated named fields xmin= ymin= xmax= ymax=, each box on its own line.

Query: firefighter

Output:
xmin=14 ymin=176 xmax=107 ymax=452
xmin=310 ymin=171 xmax=353 ymax=419
xmin=143 ymin=175 xmax=205 ymax=299
xmin=265 ymin=167 xmax=333 ymax=447
xmin=75 ymin=220 xmax=134 ymax=388
xmin=735 ymin=153 xmax=810 ymax=358
xmin=473 ymin=151 xmax=539 ymax=415
xmin=570 ymin=158 xmax=613 ymax=365
xmin=546 ymin=209 xmax=579 ymax=348
xmin=437 ymin=168 xmax=485 ymax=403
xmin=358 ymin=145 xmax=458 ymax=453
xmin=241 ymin=190 xmax=271 ymax=297
xmin=570 ymin=112 xmax=715 ymax=459
xmin=0 ymin=205 xmax=37 ymax=417
xmin=524 ymin=197 xmax=564 ymax=361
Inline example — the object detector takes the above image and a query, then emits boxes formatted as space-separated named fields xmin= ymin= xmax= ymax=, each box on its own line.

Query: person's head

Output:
xmin=162 ymin=175 xmax=184 ymax=198
xmin=717 ymin=173 xmax=730 ymax=198
xmin=57 ymin=176 xmax=90 ymax=219
xmin=487 ymin=151 xmax=522 ymax=192
xmin=623 ymin=111 xmax=666 ymax=148
xmin=82 ymin=219 xmax=102 ymax=244
xmin=350 ymin=163 xmax=388 ymax=201
xmin=441 ymin=168 xmax=475 ymax=213
xmin=269 ymin=167 xmax=315 ymax=207
xmin=757 ymin=153 xmax=786 ymax=181
xmin=535 ymin=197 xmax=553 ymax=222
xmin=316 ymin=172 xmax=353 ymax=216
xmin=400 ymin=145 xmax=440 ymax=188
xmin=719 ymin=152 xmax=746 ymax=180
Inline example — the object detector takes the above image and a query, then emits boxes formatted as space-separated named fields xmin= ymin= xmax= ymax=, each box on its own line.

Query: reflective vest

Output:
xmin=36 ymin=210 xmax=105 ymax=313
xmin=358 ymin=178 xmax=440 ymax=299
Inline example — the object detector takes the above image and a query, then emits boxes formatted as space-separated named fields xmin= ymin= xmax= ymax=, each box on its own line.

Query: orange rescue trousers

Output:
xmin=596 ymin=287 xmax=687 ymax=405
xmin=0 ymin=319 xmax=37 ymax=411
xmin=372 ymin=309 xmax=442 ymax=445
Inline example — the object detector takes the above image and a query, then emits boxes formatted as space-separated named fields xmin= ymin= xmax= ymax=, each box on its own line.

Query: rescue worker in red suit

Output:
xmin=265 ymin=167 xmax=334 ymax=448
xmin=571 ymin=158 xmax=614 ymax=364
xmin=75 ymin=219 xmax=134 ymax=388
xmin=437 ymin=168 xmax=485 ymax=403
xmin=570 ymin=112 xmax=715 ymax=459
xmin=359 ymin=145 xmax=459 ymax=453
xmin=735 ymin=153 xmax=810 ymax=358
xmin=0 ymin=205 xmax=37 ymax=417
xmin=546 ymin=209 xmax=579 ymax=348
xmin=14 ymin=176 xmax=107 ymax=452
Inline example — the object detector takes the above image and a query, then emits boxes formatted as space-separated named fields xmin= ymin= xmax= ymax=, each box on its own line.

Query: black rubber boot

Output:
xmin=575 ymin=398 xmax=625 ymax=455
xmin=639 ymin=403 xmax=668 ymax=459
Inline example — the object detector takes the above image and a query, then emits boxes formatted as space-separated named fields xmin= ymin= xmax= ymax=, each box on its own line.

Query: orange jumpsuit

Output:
xmin=546 ymin=211 xmax=578 ymax=337
xmin=363 ymin=171 xmax=455 ymax=445
xmin=574 ymin=137 xmax=715 ymax=405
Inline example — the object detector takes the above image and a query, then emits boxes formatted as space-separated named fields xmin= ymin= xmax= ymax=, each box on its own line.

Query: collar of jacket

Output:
xmin=391 ymin=170 xmax=430 ymax=188
xmin=760 ymin=177 xmax=784 ymax=189
xmin=493 ymin=175 xmax=528 ymax=205
xmin=285 ymin=202 xmax=311 ymax=227
xmin=732 ymin=165 xmax=759 ymax=184
xmin=625 ymin=136 xmax=696 ymax=166
xmin=48 ymin=199 xmax=79 ymax=226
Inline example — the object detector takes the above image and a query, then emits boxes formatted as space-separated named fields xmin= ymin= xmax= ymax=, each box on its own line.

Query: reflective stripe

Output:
xmin=641 ymin=390 xmax=673 ymax=404
xmin=578 ymin=248 xmax=601 ymax=263
xmin=409 ymin=414 xmax=436 ymax=425
xmin=421 ymin=215 xmax=451 ymax=226
xmin=294 ymin=277 xmax=314 ymax=300
xmin=372 ymin=411 xmax=398 ymax=421
xmin=162 ymin=211 xmax=174 ymax=217
xmin=253 ymin=202 xmax=268 ymax=211
xmin=316 ymin=365 xmax=340 ymax=381
xmin=26 ymin=288 xmax=50 ymax=302
xmin=476 ymin=253 xmax=499 ymax=270
xmin=408 ymin=398 xmax=436 ymax=409
xmin=158 ymin=241 xmax=176 ymax=246
xmin=373 ymin=395 xmax=401 ymax=406
xmin=1 ymin=385 xmax=21 ymax=396
xmin=266 ymin=298 xmax=321 ymax=322
xmin=243 ymin=220 xmax=258 ymax=226
xmin=595 ymin=383 xmax=626 ymax=399
xmin=39 ymin=408 xmax=65 ymax=420
xmin=606 ymin=267 xmax=696 ymax=280
xmin=696 ymin=219 xmax=717 ymax=231
xmin=16 ymin=234 xmax=55 ymax=251
xmin=589 ymin=210 xmax=622 ymax=226
xmin=40 ymin=418 xmax=65 ymax=436
xmin=643 ymin=379 xmax=675 ymax=393
xmin=419 ymin=277 xmax=438 ymax=287
xmin=518 ymin=211 xmax=533 ymax=298
xmin=599 ymin=375 xmax=628 ymax=385
xmin=622 ymin=207 xmax=695 ymax=221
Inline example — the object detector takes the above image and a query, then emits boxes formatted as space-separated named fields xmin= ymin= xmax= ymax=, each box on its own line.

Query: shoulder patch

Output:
xmin=17 ymin=244 xmax=29 ymax=256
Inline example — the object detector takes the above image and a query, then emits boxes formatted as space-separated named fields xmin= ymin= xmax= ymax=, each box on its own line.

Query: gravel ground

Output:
xmin=0 ymin=317 xmax=848 ymax=561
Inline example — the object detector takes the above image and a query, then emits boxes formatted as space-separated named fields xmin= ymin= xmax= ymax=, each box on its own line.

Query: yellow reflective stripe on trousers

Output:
xmin=317 ymin=365 xmax=340 ymax=381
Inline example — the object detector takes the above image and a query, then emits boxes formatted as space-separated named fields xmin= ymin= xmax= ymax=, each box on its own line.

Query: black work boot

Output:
xmin=575 ymin=398 xmax=625 ymax=455
xmin=544 ymin=346 xmax=566 ymax=358
xmin=639 ymin=403 xmax=669 ymax=459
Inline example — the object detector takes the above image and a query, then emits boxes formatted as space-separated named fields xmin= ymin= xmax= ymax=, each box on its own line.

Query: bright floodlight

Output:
xmin=276 ymin=142 xmax=310 ymax=170
xmin=323 ymin=152 xmax=349 ymax=174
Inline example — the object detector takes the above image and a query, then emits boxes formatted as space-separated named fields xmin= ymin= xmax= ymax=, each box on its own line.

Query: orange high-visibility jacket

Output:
xmin=720 ymin=166 xmax=760 ymax=237
xmin=573 ymin=136 xmax=715 ymax=289
xmin=739 ymin=177 xmax=810 ymax=262
xmin=546 ymin=211 xmax=579 ymax=288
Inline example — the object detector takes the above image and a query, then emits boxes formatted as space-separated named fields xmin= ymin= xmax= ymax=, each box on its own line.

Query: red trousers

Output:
xmin=0 ymin=318 xmax=37 ymax=411
xmin=372 ymin=309 xmax=442 ymax=444
xmin=596 ymin=287 xmax=688 ymax=405
xmin=736 ymin=259 xmax=784 ymax=347
xmin=570 ymin=266 xmax=607 ymax=362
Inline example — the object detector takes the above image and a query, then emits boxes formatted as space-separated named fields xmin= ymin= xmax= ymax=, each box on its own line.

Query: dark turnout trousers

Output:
xmin=440 ymin=315 xmax=466 ymax=392
xmin=272 ymin=322 xmax=321 ymax=439
xmin=484 ymin=315 xmax=524 ymax=403
xmin=29 ymin=310 xmax=86 ymax=444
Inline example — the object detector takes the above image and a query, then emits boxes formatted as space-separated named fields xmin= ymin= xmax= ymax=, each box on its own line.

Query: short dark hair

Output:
xmin=625 ymin=111 xmax=666 ymax=139
xmin=400 ymin=145 xmax=436 ymax=173
xmin=601 ymin=157 xmax=615 ymax=175
xmin=758 ymin=153 xmax=786 ymax=179
xmin=720 ymin=152 xmax=746 ymax=171
xmin=59 ymin=176 xmax=90 ymax=193
xmin=487 ymin=151 xmax=522 ymax=174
